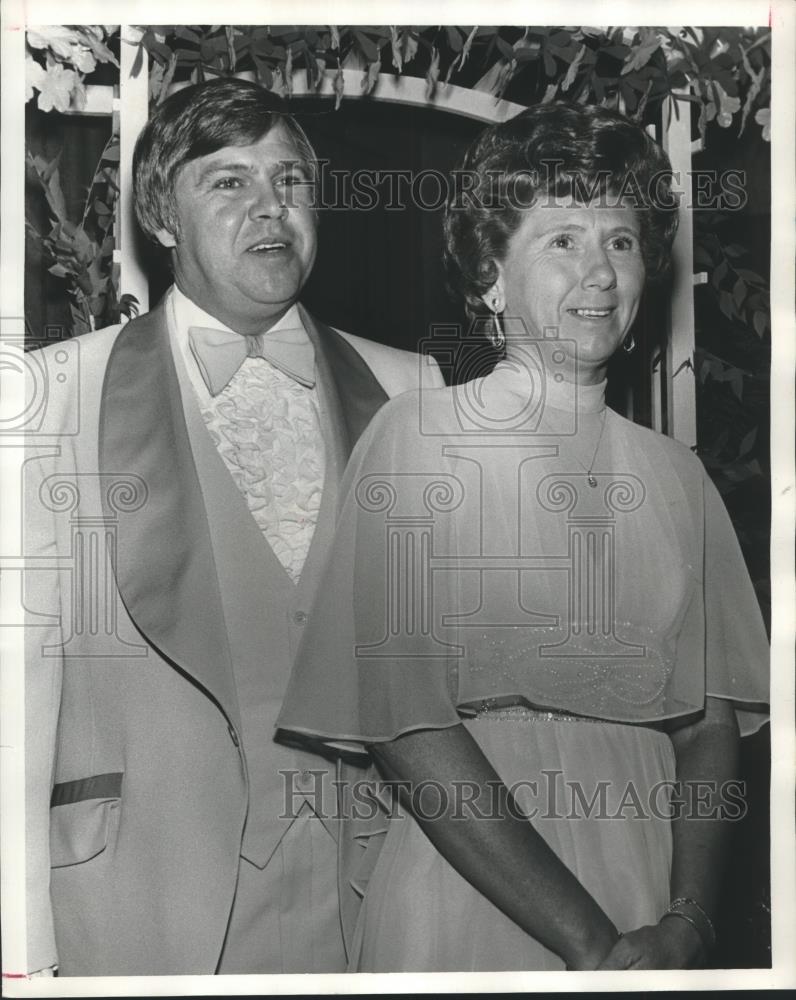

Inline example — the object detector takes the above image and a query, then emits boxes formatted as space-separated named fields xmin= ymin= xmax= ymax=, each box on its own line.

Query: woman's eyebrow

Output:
xmin=531 ymin=221 xmax=586 ymax=236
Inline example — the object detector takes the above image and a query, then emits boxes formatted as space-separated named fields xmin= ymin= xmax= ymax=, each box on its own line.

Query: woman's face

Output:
xmin=485 ymin=194 xmax=646 ymax=385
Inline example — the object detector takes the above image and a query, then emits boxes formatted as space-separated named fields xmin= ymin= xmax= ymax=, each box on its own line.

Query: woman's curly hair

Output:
xmin=443 ymin=102 xmax=679 ymax=317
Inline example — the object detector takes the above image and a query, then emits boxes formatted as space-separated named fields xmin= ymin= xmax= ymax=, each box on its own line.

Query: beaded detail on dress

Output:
xmin=200 ymin=357 xmax=324 ymax=583
xmin=472 ymin=703 xmax=603 ymax=723
xmin=459 ymin=623 xmax=675 ymax=719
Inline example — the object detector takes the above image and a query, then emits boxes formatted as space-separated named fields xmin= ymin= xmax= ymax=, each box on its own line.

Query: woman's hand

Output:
xmin=596 ymin=917 xmax=705 ymax=970
xmin=564 ymin=925 xmax=621 ymax=970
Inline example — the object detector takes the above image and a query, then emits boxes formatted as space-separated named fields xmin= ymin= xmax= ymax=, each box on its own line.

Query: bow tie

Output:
xmin=188 ymin=325 xmax=316 ymax=396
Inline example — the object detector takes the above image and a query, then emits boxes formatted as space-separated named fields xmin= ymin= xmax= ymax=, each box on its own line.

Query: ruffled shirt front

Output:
xmin=278 ymin=361 xmax=769 ymax=743
xmin=170 ymin=288 xmax=324 ymax=583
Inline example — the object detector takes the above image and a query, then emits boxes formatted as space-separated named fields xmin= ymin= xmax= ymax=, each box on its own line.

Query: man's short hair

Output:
xmin=133 ymin=78 xmax=319 ymax=242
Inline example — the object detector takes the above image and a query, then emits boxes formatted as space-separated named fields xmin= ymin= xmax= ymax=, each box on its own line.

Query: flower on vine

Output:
xmin=25 ymin=53 xmax=46 ymax=102
xmin=34 ymin=58 xmax=78 ymax=113
xmin=714 ymin=81 xmax=741 ymax=128
xmin=27 ymin=25 xmax=108 ymax=76
xmin=27 ymin=26 xmax=82 ymax=60
xmin=70 ymin=45 xmax=97 ymax=74
xmin=754 ymin=108 xmax=770 ymax=141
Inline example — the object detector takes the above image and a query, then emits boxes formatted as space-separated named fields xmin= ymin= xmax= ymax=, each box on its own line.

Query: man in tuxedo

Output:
xmin=23 ymin=78 xmax=443 ymax=976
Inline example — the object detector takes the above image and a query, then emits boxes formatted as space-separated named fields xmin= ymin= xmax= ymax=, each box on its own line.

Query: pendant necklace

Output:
xmin=572 ymin=411 xmax=606 ymax=488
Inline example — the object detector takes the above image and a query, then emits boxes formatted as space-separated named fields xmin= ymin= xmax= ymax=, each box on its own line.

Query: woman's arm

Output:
xmin=370 ymin=722 xmax=619 ymax=970
xmin=598 ymin=695 xmax=741 ymax=969
xmin=668 ymin=694 xmax=740 ymax=950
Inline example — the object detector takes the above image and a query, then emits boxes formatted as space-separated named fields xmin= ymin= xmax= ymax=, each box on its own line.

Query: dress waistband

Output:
xmin=471 ymin=704 xmax=602 ymax=724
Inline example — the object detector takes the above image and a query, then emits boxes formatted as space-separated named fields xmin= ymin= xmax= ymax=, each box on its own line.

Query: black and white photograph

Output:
xmin=1 ymin=0 xmax=793 ymax=993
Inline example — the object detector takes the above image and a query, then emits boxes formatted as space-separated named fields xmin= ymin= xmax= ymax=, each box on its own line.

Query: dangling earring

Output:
xmin=490 ymin=296 xmax=505 ymax=352
xmin=623 ymin=332 xmax=636 ymax=354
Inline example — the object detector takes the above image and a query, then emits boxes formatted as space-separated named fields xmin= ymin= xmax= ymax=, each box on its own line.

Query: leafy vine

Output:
xmin=130 ymin=25 xmax=770 ymax=144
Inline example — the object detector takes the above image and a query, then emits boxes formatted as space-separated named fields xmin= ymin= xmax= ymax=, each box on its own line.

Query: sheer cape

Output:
xmin=278 ymin=364 xmax=769 ymax=746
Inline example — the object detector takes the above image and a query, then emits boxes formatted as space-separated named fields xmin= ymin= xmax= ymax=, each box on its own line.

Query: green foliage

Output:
xmin=132 ymin=25 xmax=770 ymax=142
xmin=26 ymin=28 xmax=139 ymax=335
xmin=692 ymin=204 xmax=770 ymax=620
xmin=695 ymin=213 xmax=770 ymax=342
xmin=692 ymin=209 xmax=770 ymax=503
xmin=26 ymin=135 xmax=138 ymax=335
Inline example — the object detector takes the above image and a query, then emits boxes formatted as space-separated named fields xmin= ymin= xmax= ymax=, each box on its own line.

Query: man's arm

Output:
xmin=22 ymin=456 xmax=63 ymax=974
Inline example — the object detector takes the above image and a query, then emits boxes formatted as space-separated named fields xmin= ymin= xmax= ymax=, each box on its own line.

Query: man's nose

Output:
xmin=248 ymin=181 xmax=287 ymax=220
xmin=581 ymin=247 xmax=617 ymax=291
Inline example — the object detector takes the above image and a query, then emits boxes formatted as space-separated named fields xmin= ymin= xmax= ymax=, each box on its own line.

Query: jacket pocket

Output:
xmin=50 ymin=772 xmax=123 ymax=868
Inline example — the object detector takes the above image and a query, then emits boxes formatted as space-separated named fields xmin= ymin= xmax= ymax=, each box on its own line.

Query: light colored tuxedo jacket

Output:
xmin=23 ymin=294 xmax=443 ymax=975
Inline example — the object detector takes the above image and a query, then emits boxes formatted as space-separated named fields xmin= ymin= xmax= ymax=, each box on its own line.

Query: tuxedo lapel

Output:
xmin=98 ymin=303 xmax=389 ymax=733
xmin=98 ymin=301 xmax=241 ymax=731
xmin=296 ymin=308 xmax=389 ymax=607
xmin=300 ymin=306 xmax=389 ymax=460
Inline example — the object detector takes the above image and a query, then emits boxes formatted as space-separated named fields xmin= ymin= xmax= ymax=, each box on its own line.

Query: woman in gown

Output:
xmin=277 ymin=102 xmax=769 ymax=971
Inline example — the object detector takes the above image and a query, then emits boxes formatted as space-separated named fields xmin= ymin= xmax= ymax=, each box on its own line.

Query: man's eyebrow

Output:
xmin=275 ymin=159 xmax=313 ymax=177
xmin=195 ymin=161 xmax=253 ymax=184
xmin=194 ymin=159 xmax=313 ymax=184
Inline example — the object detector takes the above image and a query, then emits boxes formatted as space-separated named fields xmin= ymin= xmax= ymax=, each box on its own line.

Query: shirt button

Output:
xmin=293 ymin=610 xmax=307 ymax=625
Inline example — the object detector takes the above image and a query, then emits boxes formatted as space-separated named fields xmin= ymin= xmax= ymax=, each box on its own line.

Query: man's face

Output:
xmin=156 ymin=123 xmax=318 ymax=335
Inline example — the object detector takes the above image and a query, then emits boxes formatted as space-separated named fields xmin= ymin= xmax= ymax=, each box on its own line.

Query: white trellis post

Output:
xmin=118 ymin=27 xmax=150 ymax=314
xmin=659 ymin=92 xmax=699 ymax=448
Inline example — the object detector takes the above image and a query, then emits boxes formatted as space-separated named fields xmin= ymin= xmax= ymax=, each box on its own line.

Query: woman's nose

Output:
xmin=581 ymin=248 xmax=617 ymax=290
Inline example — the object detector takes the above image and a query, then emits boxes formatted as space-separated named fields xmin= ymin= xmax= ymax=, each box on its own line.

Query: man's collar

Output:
xmin=169 ymin=285 xmax=307 ymax=403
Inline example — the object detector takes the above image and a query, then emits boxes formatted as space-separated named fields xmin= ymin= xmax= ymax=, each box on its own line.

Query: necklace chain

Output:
xmin=569 ymin=411 xmax=606 ymax=488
